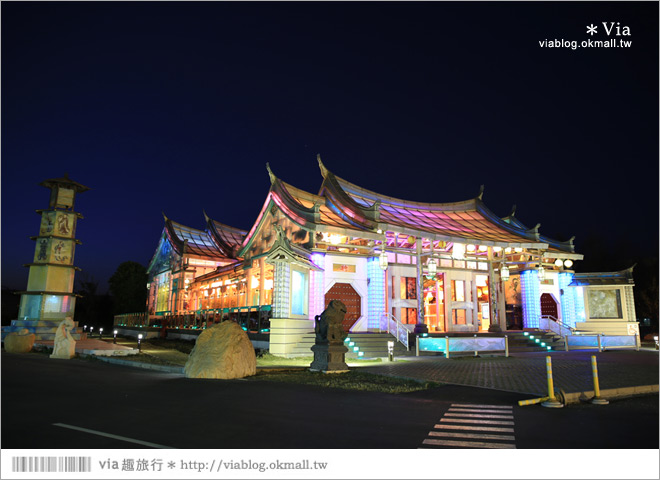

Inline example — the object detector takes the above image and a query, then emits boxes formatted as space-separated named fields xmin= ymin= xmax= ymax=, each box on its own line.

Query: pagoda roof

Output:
xmin=39 ymin=173 xmax=90 ymax=193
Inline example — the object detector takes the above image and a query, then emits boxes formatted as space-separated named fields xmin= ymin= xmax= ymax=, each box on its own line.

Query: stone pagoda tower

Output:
xmin=2 ymin=174 xmax=89 ymax=341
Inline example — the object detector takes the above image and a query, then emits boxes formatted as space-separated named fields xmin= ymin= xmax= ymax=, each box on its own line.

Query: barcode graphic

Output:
xmin=12 ymin=456 xmax=92 ymax=472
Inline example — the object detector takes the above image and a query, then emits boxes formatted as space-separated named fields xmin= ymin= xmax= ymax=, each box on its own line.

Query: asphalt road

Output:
xmin=1 ymin=352 xmax=658 ymax=450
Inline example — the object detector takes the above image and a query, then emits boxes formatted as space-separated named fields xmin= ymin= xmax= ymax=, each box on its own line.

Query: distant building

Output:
xmin=138 ymin=157 xmax=638 ymax=355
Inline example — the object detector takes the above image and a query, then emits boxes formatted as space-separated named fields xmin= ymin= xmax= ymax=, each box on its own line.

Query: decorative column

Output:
xmin=272 ymin=261 xmax=291 ymax=319
xmin=521 ymin=269 xmax=541 ymax=329
xmin=367 ymin=257 xmax=385 ymax=331
xmin=309 ymin=253 xmax=326 ymax=321
xmin=6 ymin=174 xmax=89 ymax=341
xmin=414 ymin=237 xmax=428 ymax=334
xmin=558 ymin=271 xmax=577 ymax=328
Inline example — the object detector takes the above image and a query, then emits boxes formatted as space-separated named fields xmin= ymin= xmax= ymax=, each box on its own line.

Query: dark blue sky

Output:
xmin=2 ymin=1 xmax=658 ymax=293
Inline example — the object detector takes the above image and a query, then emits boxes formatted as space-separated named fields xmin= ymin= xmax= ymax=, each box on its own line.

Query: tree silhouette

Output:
xmin=109 ymin=261 xmax=148 ymax=314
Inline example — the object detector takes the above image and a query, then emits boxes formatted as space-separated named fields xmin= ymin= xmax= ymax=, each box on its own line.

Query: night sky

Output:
xmin=2 ymin=1 xmax=658 ymax=293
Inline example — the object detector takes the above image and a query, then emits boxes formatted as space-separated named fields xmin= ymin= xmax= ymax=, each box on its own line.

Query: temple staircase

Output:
xmin=290 ymin=332 xmax=414 ymax=359
xmin=505 ymin=329 xmax=565 ymax=352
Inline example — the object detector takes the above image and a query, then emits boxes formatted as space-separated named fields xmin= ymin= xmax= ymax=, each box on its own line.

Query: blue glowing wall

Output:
xmin=309 ymin=253 xmax=326 ymax=320
xmin=521 ymin=270 xmax=541 ymax=329
xmin=558 ymin=272 xmax=586 ymax=327
xmin=367 ymin=257 xmax=385 ymax=330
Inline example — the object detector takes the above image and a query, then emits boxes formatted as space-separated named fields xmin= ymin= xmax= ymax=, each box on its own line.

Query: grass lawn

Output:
xmin=249 ymin=369 xmax=438 ymax=394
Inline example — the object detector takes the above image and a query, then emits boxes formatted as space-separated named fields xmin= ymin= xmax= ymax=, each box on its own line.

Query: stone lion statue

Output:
xmin=51 ymin=317 xmax=76 ymax=359
xmin=314 ymin=300 xmax=347 ymax=345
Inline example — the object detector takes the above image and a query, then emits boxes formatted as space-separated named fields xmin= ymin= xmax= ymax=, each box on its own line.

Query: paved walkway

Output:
xmin=35 ymin=339 xmax=139 ymax=356
xmin=361 ymin=349 xmax=659 ymax=397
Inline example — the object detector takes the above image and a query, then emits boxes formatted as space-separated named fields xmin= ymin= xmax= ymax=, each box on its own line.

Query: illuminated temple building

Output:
xmin=142 ymin=157 xmax=638 ymax=356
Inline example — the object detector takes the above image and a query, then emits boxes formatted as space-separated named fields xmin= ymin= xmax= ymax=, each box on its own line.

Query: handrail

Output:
xmin=540 ymin=315 xmax=575 ymax=337
xmin=381 ymin=313 xmax=412 ymax=350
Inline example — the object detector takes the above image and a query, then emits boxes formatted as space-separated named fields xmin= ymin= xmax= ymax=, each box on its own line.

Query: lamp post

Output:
xmin=90 ymin=326 xmax=94 ymax=335
xmin=99 ymin=327 xmax=103 ymax=339
xmin=137 ymin=333 xmax=143 ymax=352
xmin=113 ymin=329 xmax=118 ymax=344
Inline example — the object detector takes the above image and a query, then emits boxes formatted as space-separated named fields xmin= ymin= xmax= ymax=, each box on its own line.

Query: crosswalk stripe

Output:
xmin=440 ymin=418 xmax=514 ymax=425
xmin=449 ymin=408 xmax=515 ymax=414
xmin=445 ymin=412 xmax=514 ymax=419
xmin=434 ymin=424 xmax=514 ymax=433
xmin=450 ymin=403 xmax=513 ymax=409
xmin=422 ymin=438 xmax=515 ymax=449
xmin=429 ymin=431 xmax=516 ymax=441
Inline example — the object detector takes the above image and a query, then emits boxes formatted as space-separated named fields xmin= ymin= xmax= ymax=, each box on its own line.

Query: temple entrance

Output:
xmin=540 ymin=293 xmax=559 ymax=319
xmin=325 ymin=282 xmax=362 ymax=332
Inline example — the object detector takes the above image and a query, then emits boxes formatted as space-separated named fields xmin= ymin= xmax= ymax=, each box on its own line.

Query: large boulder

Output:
xmin=184 ymin=321 xmax=256 ymax=379
xmin=4 ymin=329 xmax=36 ymax=354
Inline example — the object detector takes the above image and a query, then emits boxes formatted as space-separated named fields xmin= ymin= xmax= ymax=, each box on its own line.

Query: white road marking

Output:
xmin=449 ymin=408 xmax=515 ymax=414
xmin=423 ymin=403 xmax=518 ymax=448
xmin=440 ymin=418 xmax=514 ymax=425
xmin=445 ymin=412 xmax=514 ymax=419
xmin=422 ymin=438 xmax=515 ymax=449
xmin=53 ymin=423 xmax=175 ymax=449
xmin=428 ymin=431 xmax=516 ymax=441
xmin=434 ymin=424 xmax=514 ymax=433
xmin=450 ymin=403 xmax=512 ymax=409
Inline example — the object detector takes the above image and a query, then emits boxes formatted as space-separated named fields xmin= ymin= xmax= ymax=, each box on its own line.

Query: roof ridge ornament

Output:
xmin=317 ymin=154 xmax=328 ymax=178
xmin=266 ymin=162 xmax=277 ymax=184
xmin=526 ymin=223 xmax=541 ymax=240
xmin=509 ymin=205 xmax=517 ymax=217
xmin=477 ymin=185 xmax=485 ymax=200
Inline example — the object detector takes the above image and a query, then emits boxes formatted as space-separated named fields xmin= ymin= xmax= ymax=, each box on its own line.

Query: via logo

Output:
xmin=602 ymin=22 xmax=631 ymax=36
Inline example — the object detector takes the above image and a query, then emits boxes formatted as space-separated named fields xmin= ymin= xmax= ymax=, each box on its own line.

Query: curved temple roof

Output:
xmin=163 ymin=213 xmax=246 ymax=260
xmin=241 ymin=158 xmax=579 ymax=257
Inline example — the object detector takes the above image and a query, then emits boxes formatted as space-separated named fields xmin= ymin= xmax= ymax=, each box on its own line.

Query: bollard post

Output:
xmin=416 ymin=336 xmax=420 ymax=357
xmin=564 ymin=335 xmax=569 ymax=352
xmin=445 ymin=336 xmax=450 ymax=359
xmin=541 ymin=356 xmax=563 ymax=408
xmin=635 ymin=334 xmax=640 ymax=352
xmin=597 ymin=334 xmax=602 ymax=353
xmin=474 ymin=334 xmax=478 ymax=357
xmin=505 ymin=335 xmax=509 ymax=358
xmin=518 ymin=396 xmax=550 ymax=406
xmin=590 ymin=355 xmax=609 ymax=405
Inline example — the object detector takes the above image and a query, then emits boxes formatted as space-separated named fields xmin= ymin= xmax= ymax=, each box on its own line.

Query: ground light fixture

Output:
xmin=99 ymin=327 xmax=103 ymax=339
xmin=83 ymin=325 xmax=87 ymax=332
xmin=113 ymin=330 xmax=118 ymax=344
xmin=387 ymin=341 xmax=394 ymax=362
xmin=138 ymin=333 xmax=143 ymax=352
xmin=90 ymin=326 xmax=94 ymax=335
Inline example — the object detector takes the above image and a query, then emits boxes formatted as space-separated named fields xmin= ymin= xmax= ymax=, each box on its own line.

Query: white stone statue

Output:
xmin=50 ymin=318 xmax=76 ymax=359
